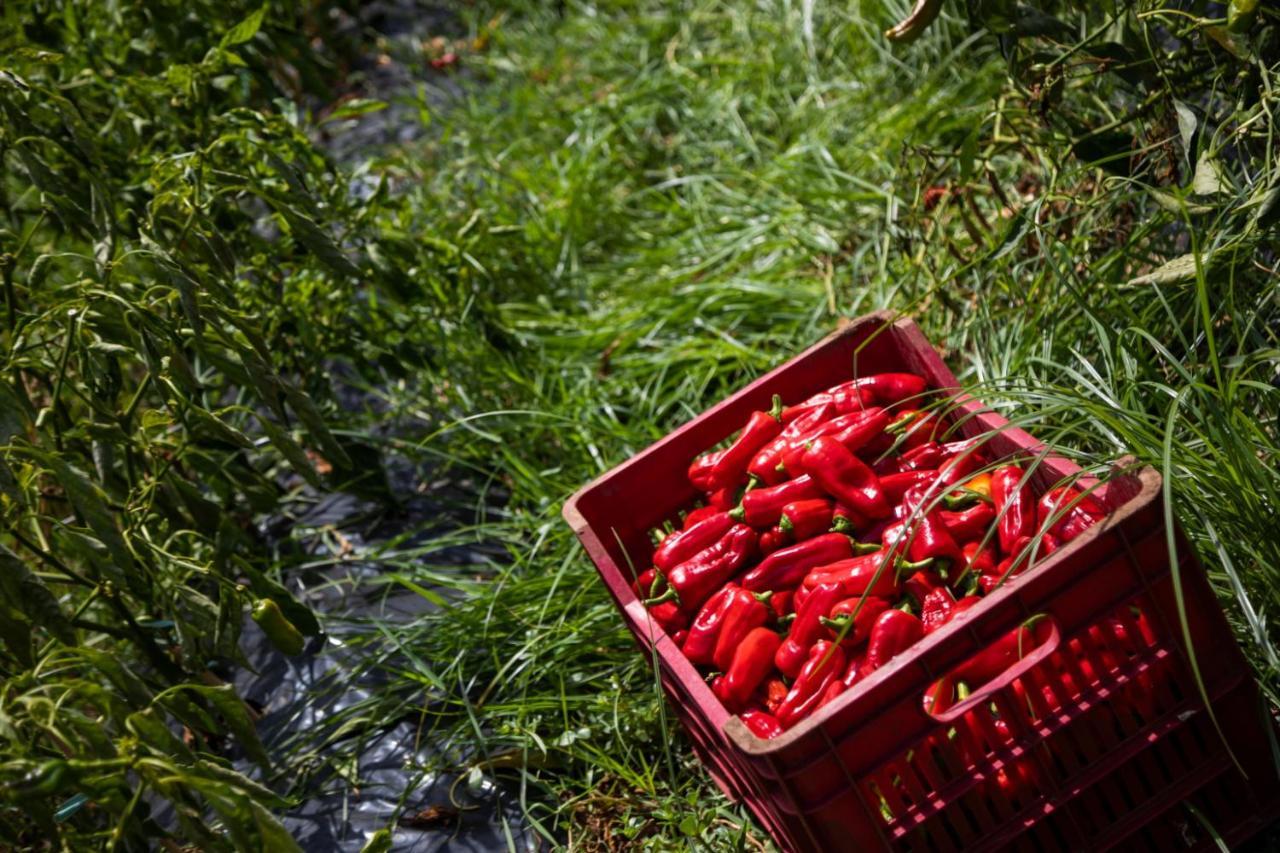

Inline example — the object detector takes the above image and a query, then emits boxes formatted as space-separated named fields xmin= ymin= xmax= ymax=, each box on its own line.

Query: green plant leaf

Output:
xmin=220 ymin=6 xmax=267 ymax=49
xmin=0 ymin=543 xmax=75 ymax=646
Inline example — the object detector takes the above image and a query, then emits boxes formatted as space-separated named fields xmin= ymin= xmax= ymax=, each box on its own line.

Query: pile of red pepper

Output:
xmin=638 ymin=372 xmax=1108 ymax=739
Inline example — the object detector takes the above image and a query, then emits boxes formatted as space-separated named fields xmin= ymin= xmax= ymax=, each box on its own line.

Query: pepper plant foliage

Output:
xmin=0 ymin=2 xmax=445 ymax=848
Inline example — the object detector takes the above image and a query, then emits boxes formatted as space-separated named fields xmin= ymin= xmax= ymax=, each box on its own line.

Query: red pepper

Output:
xmin=945 ymin=472 xmax=993 ymax=507
xmin=741 ymin=531 xmax=855 ymax=592
xmin=779 ymin=499 xmax=835 ymax=540
xmin=978 ymin=571 xmax=1003 ymax=595
xmin=732 ymin=476 xmax=825 ymax=527
xmin=707 ymin=398 xmax=783 ymax=490
xmin=898 ymin=442 xmax=943 ymax=471
xmin=987 ymin=532 xmax=1038 ymax=592
xmin=764 ymin=677 xmax=789 ymax=715
xmin=1058 ymin=512 xmax=1099 ymax=542
xmin=841 ymin=653 xmax=867 ymax=689
xmin=953 ymin=622 xmax=1038 ymax=684
xmin=816 ymin=679 xmax=847 ymax=710
xmin=740 ymin=709 xmax=785 ymax=739
xmin=991 ymin=465 xmax=1033 ymax=553
xmin=792 ymin=583 xmax=811 ymax=614
xmin=801 ymin=436 xmax=892 ymax=520
xmin=650 ymin=524 xmax=757 ymax=614
xmin=759 ymin=525 xmax=790 ymax=555
xmin=1037 ymin=486 xmax=1104 ymax=541
xmin=680 ymin=585 xmax=739 ymax=666
xmin=936 ymin=447 xmax=985 ymax=488
xmin=830 ymin=502 xmax=868 ymax=534
xmin=713 ymin=589 xmax=774 ymax=671
xmin=775 ymin=582 xmax=845 ymax=678
xmin=713 ymin=627 xmax=782 ymax=710
xmin=783 ymin=373 xmax=927 ymax=422
xmin=777 ymin=641 xmax=847 ymax=728
xmin=922 ymin=675 xmax=958 ymax=716
xmin=634 ymin=567 xmax=657 ymax=598
xmin=920 ymin=586 xmax=956 ymax=634
xmin=902 ymin=568 xmax=944 ymax=604
xmin=688 ymin=450 xmax=725 ymax=491
xmin=830 ymin=408 xmax=892 ymax=453
xmin=963 ymin=540 xmax=997 ymax=576
xmin=682 ymin=505 xmax=720 ymax=529
xmin=653 ymin=511 xmax=735 ymax=571
xmin=859 ymin=609 xmax=924 ymax=677
xmin=671 ymin=629 xmax=688 ymax=646
xmin=897 ymin=410 xmax=941 ymax=451
xmin=777 ymin=408 xmax=888 ymax=477
xmin=1013 ymin=531 xmax=1060 ymax=558
xmin=895 ymin=490 xmax=964 ymax=568
xmin=821 ymin=596 xmax=891 ymax=648
xmin=707 ymin=487 xmax=736 ymax=510
xmin=749 ymin=404 xmax=833 ymax=484
xmin=1040 ymin=532 xmax=1061 ymax=554
xmin=879 ymin=470 xmax=935 ymax=503
xmin=802 ymin=552 xmax=901 ymax=598
xmin=644 ymin=589 xmax=688 ymax=634
xmin=862 ymin=374 xmax=928 ymax=404
xmin=780 ymin=383 xmax=872 ymax=423
xmin=770 ymin=589 xmax=795 ymax=618
xmin=939 ymin=502 xmax=996 ymax=543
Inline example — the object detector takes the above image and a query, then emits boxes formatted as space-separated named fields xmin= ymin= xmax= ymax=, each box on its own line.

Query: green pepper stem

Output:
xmin=777 ymin=514 xmax=794 ymax=533
xmin=768 ymin=394 xmax=784 ymax=422
xmin=823 ymin=612 xmax=857 ymax=646
xmin=643 ymin=587 xmax=679 ymax=607
xmin=728 ymin=505 xmax=745 ymax=521
xmin=942 ymin=489 xmax=994 ymax=510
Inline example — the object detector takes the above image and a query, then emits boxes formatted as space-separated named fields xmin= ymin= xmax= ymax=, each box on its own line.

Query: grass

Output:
xmin=2 ymin=0 xmax=1278 ymax=848
xmin=283 ymin=0 xmax=1280 ymax=848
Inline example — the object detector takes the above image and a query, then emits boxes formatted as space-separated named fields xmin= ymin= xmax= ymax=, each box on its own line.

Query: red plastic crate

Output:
xmin=562 ymin=312 xmax=1280 ymax=851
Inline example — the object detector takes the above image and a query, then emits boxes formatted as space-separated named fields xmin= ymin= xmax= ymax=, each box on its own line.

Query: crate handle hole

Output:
xmin=923 ymin=615 xmax=1061 ymax=724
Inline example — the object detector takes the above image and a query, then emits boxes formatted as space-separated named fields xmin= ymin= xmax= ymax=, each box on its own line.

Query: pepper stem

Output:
xmin=768 ymin=394 xmax=784 ymax=422
xmin=853 ymin=541 xmax=882 ymax=555
xmin=894 ymin=556 xmax=933 ymax=584
xmin=942 ymin=489 xmax=993 ymax=510
xmin=831 ymin=516 xmax=856 ymax=534
xmin=820 ymin=614 xmax=855 ymax=646
xmin=778 ymin=514 xmax=794 ymax=533
xmin=728 ymin=505 xmax=746 ymax=521
xmin=753 ymin=589 xmax=774 ymax=605
xmin=643 ymin=586 xmax=680 ymax=608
